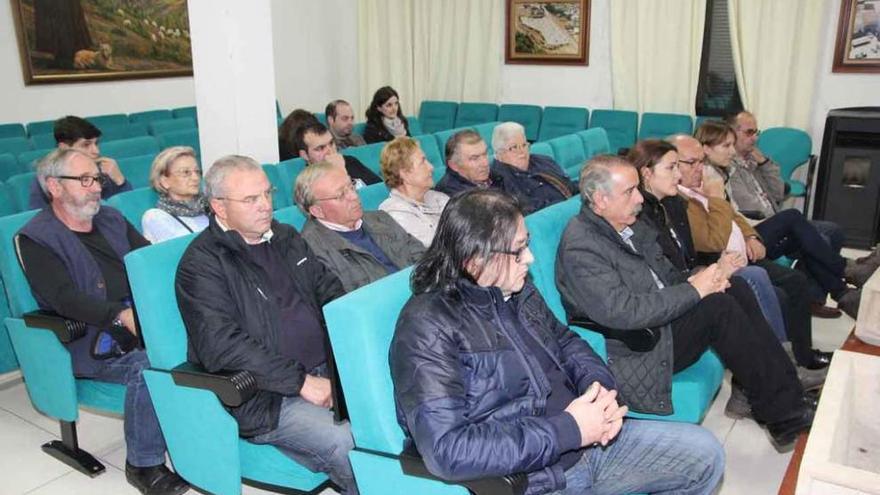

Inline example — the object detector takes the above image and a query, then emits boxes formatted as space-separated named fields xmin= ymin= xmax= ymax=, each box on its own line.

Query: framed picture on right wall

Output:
xmin=833 ymin=0 xmax=880 ymax=73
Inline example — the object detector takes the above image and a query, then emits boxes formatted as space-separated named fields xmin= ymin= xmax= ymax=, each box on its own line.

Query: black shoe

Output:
xmin=800 ymin=349 xmax=833 ymax=370
xmin=125 ymin=462 xmax=189 ymax=495
xmin=766 ymin=406 xmax=814 ymax=453
xmin=809 ymin=302 xmax=842 ymax=319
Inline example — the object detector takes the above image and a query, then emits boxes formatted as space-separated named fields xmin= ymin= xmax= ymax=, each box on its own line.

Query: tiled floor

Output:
xmin=0 ymin=255 xmax=866 ymax=494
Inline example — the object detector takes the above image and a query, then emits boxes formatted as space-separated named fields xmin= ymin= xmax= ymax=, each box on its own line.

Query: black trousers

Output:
xmin=671 ymin=292 xmax=804 ymax=424
xmin=755 ymin=259 xmax=814 ymax=366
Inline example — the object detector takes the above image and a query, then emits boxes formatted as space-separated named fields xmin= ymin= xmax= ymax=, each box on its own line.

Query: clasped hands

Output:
xmin=564 ymin=381 xmax=628 ymax=448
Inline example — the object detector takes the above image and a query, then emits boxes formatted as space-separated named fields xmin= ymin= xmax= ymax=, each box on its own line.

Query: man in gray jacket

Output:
xmin=555 ymin=154 xmax=814 ymax=450
xmin=295 ymin=161 xmax=425 ymax=292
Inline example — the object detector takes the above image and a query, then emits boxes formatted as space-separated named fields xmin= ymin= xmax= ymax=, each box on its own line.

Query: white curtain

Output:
xmin=728 ymin=0 xmax=823 ymax=129
xmin=610 ymin=0 xmax=706 ymax=114
xmin=358 ymin=0 xmax=502 ymax=116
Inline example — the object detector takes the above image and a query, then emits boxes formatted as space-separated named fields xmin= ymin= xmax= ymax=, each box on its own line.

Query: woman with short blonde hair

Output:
xmin=142 ymin=146 xmax=209 ymax=243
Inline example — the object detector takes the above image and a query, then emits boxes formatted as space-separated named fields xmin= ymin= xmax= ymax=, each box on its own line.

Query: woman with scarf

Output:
xmin=142 ymin=146 xmax=209 ymax=243
xmin=363 ymin=86 xmax=410 ymax=143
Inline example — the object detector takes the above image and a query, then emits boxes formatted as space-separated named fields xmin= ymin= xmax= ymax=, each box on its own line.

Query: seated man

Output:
xmin=556 ymin=155 xmax=815 ymax=450
xmin=295 ymin=161 xmax=425 ymax=293
xmin=326 ymin=99 xmax=366 ymax=150
xmin=28 ymin=116 xmax=132 ymax=209
xmin=294 ymin=121 xmax=381 ymax=186
xmin=175 ymin=155 xmax=358 ymax=494
xmin=435 ymin=129 xmax=503 ymax=196
xmin=491 ymin=122 xmax=576 ymax=214
xmin=18 ymin=149 xmax=187 ymax=495
xmin=391 ymin=189 xmax=724 ymax=494
xmin=671 ymin=134 xmax=861 ymax=319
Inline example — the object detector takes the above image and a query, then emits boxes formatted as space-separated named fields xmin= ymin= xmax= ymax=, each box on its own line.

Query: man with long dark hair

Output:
xmin=390 ymin=189 xmax=724 ymax=494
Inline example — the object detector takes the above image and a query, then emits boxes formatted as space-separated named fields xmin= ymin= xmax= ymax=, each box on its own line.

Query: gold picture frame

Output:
xmin=832 ymin=0 xmax=880 ymax=73
xmin=505 ymin=0 xmax=590 ymax=66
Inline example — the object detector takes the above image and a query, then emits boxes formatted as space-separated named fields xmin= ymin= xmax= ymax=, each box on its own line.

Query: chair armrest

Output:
xmin=22 ymin=310 xmax=88 ymax=343
xmin=738 ymin=210 xmax=765 ymax=221
xmin=567 ymin=317 xmax=659 ymax=353
xmin=170 ymin=362 xmax=257 ymax=408
xmin=399 ymin=445 xmax=527 ymax=495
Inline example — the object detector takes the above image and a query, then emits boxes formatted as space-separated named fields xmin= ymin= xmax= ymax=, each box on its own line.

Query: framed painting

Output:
xmin=833 ymin=0 xmax=880 ymax=73
xmin=10 ymin=0 xmax=193 ymax=84
xmin=505 ymin=0 xmax=590 ymax=65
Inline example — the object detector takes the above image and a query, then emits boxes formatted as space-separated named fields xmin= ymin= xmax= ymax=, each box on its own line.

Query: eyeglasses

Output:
xmin=215 ymin=187 xmax=276 ymax=206
xmin=503 ymin=142 xmax=529 ymax=153
xmin=315 ymin=182 xmax=358 ymax=202
xmin=168 ymin=168 xmax=201 ymax=178
xmin=53 ymin=174 xmax=105 ymax=188
xmin=678 ymin=158 xmax=705 ymax=166
xmin=740 ymin=128 xmax=761 ymax=137
xmin=492 ymin=237 xmax=531 ymax=263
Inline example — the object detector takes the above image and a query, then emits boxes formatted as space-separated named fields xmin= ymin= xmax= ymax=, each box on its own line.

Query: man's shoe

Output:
xmin=845 ymin=260 xmax=876 ymax=288
xmin=125 ymin=462 xmax=189 ymax=495
xmin=835 ymin=289 xmax=861 ymax=319
xmin=797 ymin=365 xmax=827 ymax=392
xmin=724 ymin=383 xmax=751 ymax=420
xmin=800 ymin=349 xmax=833 ymax=370
xmin=809 ymin=302 xmax=842 ymax=318
xmin=766 ymin=406 xmax=814 ymax=453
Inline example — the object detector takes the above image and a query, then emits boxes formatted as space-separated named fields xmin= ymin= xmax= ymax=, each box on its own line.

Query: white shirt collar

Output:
xmin=216 ymin=217 xmax=274 ymax=244
xmin=316 ymin=218 xmax=363 ymax=232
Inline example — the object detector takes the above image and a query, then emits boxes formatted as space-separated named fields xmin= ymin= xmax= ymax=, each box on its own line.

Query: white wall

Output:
xmin=808 ymin=0 xmax=880 ymax=155
xmin=499 ymin=0 xmax=612 ymax=110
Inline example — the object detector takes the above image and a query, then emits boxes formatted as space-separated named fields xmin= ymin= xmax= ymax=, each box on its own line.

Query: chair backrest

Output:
xmin=100 ymin=122 xmax=149 ymax=142
xmin=323 ymin=267 xmax=413 ymax=454
xmin=0 ymin=182 xmax=17 ymax=217
xmin=6 ymin=172 xmax=36 ymax=212
xmin=156 ymin=129 xmax=200 ymax=156
xmin=414 ymin=134 xmax=444 ymax=169
xmin=357 ymin=182 xmax=390 ymax=211
xmin=498 ymin=104 xmax=543 ymax=142
xmin=148 ymin=118 xmax=196 ymax=136
xmin=117 ymin=153 xmax=158 ymax=189
xmin=172 ymin=106 xmax=197 ymax=121
xmin=406 ymin=115 xmax=423 ymax=136
xmin=125 ymin=233 xmax=197 ymax=369
xmin=454 ymin=103 xmax=499 ymax=128
xmin=418 ymin=101 xmax=458 ymax=134
xmin=474 ymin=121 xmax=501 ymax=153
xmin=86 ymin=113 xmax=129 ymax=129
xmin=538 ymin=106 xmax=589 ymax=142
xmin=548 ymin=134 xmax=587 ymax=173
xmin=756 ymin=127 xmax=812 ymax=179
xmin=263 ymin=164 xmax=293 ymax=209
xmin=315 ymin=112 xmax=327 ymax=125
xmin=577 ymin=128 xmax=611 ymax=159
xmin=529 ymin=141 xmax=555 ymax=162
xmin=16 ymin=148 xmax=53 ymax=173
xmin=26 ymin=120 xmax=55 ymax=137
xmin=129 ymin=109 xmax=174 ymax=124
xmin=278 ymin=158 xmax=307 ymax=199
xmin=273 ymin=205 xmax=307 ymax=231
xmin=341 ymin=141 xmax=385 ymax=177
xmin=100 ymin=136 xmax=161 ymax=161
xmin=0 ymin=153 xmax=23 ymax=182
xmin=29 ymin=133 xmax=56 ymax=150
xmin=0 ymin=123 xmax=26 ymax=139
xmin=589 ymin=109 xmax=638 ymax=154
xmin=353 ymin=122 xmax=367 ymax=136
xmin=0 ymin=137 xmax=33 ymax=155
xmin=0 ymin=210 xmax=40 ymax=317
xmin=105 ymin=187 xmax=160 ymax=233
xmin=638 ymin=112 xmax=694 ymax=140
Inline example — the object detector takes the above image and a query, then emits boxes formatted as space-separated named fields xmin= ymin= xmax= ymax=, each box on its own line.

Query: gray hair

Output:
xmin=579 ymin=155 xmax=633 ymax=206
xmin=491 ymin=122 xmax=526 ymax=154
xmin=204 ymin=155 xmax=261 ymax=200
xmin=294 ymin=160 xmax=336 ymax=215
xmin=35 ymin=148 xmax=88 ymax=197
xmin=149 ymin=146 xmax=197 ymax=193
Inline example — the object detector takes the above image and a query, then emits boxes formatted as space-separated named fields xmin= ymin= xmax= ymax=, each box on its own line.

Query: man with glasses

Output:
xmin=436 ymin=129 xmax=504 ymax=196
xmin=491 ymin=122 xmax=576 ymax=214
xmin=295 ymin=161 xmax=424 ymax=293
xmin=28 ymin=116 xmax=133 ymax=209
xmin=18 ymin=148 xmax=188 ymax=495
xmin=294 ymin=121 xmax=381 ymax=187
xmin=176 ymin=155 xmax=360 ymax=494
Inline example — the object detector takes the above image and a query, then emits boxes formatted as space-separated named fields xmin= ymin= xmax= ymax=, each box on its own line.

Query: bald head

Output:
xmin=667 ymin=134 xmax=704 ymax=189
xmin=731 ymin=111 xmax=759 ymax=155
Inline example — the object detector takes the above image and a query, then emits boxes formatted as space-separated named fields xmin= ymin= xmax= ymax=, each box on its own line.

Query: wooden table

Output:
xmin=777 ymin=331 xmax=880 ymax=494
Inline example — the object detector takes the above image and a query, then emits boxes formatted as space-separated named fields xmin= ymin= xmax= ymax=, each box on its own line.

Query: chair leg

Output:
xmin=41 ymin=420 xmax=106 ymax=477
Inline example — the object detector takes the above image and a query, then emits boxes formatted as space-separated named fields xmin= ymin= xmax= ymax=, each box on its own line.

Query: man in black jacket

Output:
xmin=175 ymin=155 xmax=358 ymax=494
xmin=294 ymin=121 xmax=381 ymax=187
xmin=435 ymin=129 xmax=504 ymax=196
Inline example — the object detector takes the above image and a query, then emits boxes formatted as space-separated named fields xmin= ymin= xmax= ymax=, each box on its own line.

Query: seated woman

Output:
xmin=142 ymin=146 xmax=209 ymax=243
xmin=378 ymin=137 xmax=449 ymax=246
xmin=363 ymin=86 xmax=409 ymax=143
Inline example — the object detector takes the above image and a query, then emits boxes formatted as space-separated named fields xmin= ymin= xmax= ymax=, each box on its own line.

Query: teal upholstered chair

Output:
xmin=100 ymin=136 xmax=161 ymax=161
xmin=105 ymin=187 xmax=160 ymax=233
xmin=129 ymin=109 xmax=173 ymax=124
xmin=0 ymin=184 xmax=18 ymax=372
xmin=418 ymin=101 xmax=458 ymax=134
xmin=414 ymin=135 xmax=444 ymax=169
xmin=262 ymin=164 xmax=293 ymax=209
xmin=86 ymin=113 xmax=128 ymax=130
xmin=324 ymin=268 xmax=527 ymax=495
xmin=100 ymin=123 xmax=150 ymax=142
xmin=0 ymin=136 xmax=33 ymax=155
xmin=1 ymin=152 xmax=22 ymax=181
xmin=528 ymin=142 xmax=555 ymax=162
xmin=433 ymin=126 xmax=467 ymax=153
xmin=577 ymin=128 xmax=611 ymax=160
xmin=315 ymin=112 xmax=328 ymax=125
xmin=474 ymin=121 xmax=500 ymax=151
xmin=0 ymin=122 xmax=26 ymax=139
xmin=26 ymin=120 xmax=55 ymax=137
xmin=0 ymin=210 xmax=126 ymax=476
xmin=7 ymin=172 xmax=36 ymax=212
xmin=498 ymin=104 xmax=542 ymax=142
xmin=276 ymin=100 xmax=283 ymax=122
xmin=172 ymin=106 xmax=197 ymax=121
xmin=524 ymin=198 xmax=724 ymax=423
xmin=16 ymin=148 xmax=53 ymax=172
xmin=342 ymin=141 xmax=387 ymax=177
xmin=454 ymin=103 xmax=499 ymax=128
xmin=278 ymin=158 xmax=307 ymax=200
xmin=756 ymin=127 xmax=812 ymax=198
xmin=537 ymin=106 xmax=589 ymax=142
xmin=638 ymin=112 xmax=694 ymax=140
xmin=548 ymin=135 xmax=586 ymax=180
xmin=156 ymin=129 xmax=200 ymax=156
xmin=357 ymin=182 xmax=390 ymax=211
xmin=29 ymin=133 xmax=57 ymax=150
xmin=125 ymin=235 xmax=331 ymax=495
xmin=406 ymin=116 xmax=423 ymax=136
xmin=353 ymin=122 xmax=367 ymax=137
xmin=148 ymin=118 xmax=196 ymax=136
xmin=589 ymin=109 xmax=638 ymax=154
xmin=273 ymin=205 xmax=307 ymax=231
xmin=116 ymin=154 xmax=158 ymax=190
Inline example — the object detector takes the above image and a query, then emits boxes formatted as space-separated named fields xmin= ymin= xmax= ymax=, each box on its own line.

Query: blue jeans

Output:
xmin=86 ymin=349 xmax=167 ymax=467
xmin=733 ymin=266 xmax=786 ymax=342
xmin=548 ymin=420 xmax=724 ymax=495
xmin=250 ymin=395 xmax=358 ymax=495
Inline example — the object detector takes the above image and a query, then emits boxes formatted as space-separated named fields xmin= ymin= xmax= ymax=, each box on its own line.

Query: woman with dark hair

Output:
xmin=363 ymin=86 xmax=410 ymax=144
xmin=391 ymin=188 xmax=724 ymax=495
